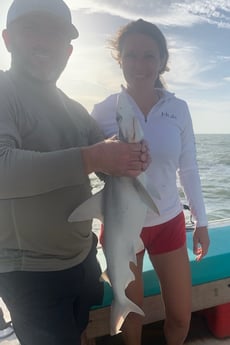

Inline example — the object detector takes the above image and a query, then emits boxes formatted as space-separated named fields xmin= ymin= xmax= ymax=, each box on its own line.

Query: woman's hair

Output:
xmin=108 ymin=18 xmax=169 ymax=88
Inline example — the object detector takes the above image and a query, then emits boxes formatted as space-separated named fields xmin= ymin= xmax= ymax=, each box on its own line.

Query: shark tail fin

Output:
xmin=110 ymin=298 xmax=145 ymax=335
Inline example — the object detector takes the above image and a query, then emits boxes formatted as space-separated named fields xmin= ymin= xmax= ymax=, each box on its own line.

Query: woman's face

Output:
xmin=120 ymin=33 xmax=163 ymax=90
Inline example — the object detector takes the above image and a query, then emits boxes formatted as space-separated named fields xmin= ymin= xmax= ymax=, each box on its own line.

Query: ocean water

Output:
xmin=90 ymin=133 xmax=230 ymax=229
xmin=194 ymin=134 xmax=230 ymax=221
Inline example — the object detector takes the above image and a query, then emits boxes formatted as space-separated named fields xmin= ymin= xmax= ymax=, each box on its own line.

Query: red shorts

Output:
xmin=140 ymin=211 xmax=186 ymax=255
xmin=99 ymin=212 xmax=186 ymax=256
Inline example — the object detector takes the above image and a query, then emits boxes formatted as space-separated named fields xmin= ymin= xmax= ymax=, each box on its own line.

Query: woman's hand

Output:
xmin=193 ymin=226 xmax=210 ymax=261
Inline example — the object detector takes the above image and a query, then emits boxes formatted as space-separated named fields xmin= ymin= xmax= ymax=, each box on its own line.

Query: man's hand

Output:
xmin=193 ymin=226 xmax=210 ymax=261
xmin=81 ymin=137 xmax=151 ymax=177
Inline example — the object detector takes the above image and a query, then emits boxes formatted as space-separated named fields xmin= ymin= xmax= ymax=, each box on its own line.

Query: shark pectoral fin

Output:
xmin=133 ymin=178 xmax=160 ymax=215
xmin=110 ymin=298 xmax=145 ymax=335
xmin=148 ymin=182 xmax=161 ymax=200
xmin=68 ymin=190 xmax=104 ymax=222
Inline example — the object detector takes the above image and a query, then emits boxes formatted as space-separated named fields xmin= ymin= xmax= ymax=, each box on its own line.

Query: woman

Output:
xmin=91 ymin=19 xmax=210 ymax=345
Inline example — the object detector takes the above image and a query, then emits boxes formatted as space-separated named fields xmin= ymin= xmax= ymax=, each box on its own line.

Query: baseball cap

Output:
xmin=6 ymin=0 xmax=79 ymax=39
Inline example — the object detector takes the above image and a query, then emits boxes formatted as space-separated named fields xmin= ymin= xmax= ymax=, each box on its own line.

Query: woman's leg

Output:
xmin=121 ymin=251 xmax=145 ymax=345
xmin=150 ymin=244 xmax=192 ymax=345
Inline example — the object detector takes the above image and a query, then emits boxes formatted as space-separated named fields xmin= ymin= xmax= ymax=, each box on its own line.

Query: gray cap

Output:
xmin=7 ymin=0 xmax=79 ymax=39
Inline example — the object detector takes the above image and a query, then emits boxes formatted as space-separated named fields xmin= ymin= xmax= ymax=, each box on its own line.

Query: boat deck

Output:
xmin=96 ymin=312 xmax=230 ymax=345
xmin=1 ymin=311 xmax=230 ymax=345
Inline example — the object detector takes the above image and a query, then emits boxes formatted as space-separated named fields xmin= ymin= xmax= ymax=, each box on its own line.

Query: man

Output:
xmin=0 ymin=1 xmax=149 ymax=344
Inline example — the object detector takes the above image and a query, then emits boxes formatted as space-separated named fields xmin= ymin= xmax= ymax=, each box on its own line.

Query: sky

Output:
xmin=0 ymin=0 xmax=230 ymax=134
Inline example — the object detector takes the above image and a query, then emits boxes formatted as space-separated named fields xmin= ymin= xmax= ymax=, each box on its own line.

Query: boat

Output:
xmin=86 ymin=217 xmax=230 ymax=343
xmin=1 ymin=217 xmax=230 ymax=345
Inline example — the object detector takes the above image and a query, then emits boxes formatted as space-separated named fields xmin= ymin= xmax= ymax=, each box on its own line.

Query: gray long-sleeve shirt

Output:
xmin=0 ymin=69 xmax=104 ymax=272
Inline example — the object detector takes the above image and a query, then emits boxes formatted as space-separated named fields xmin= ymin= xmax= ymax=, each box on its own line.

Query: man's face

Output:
xmin=4 ymin=13 xmax=73 ymax=83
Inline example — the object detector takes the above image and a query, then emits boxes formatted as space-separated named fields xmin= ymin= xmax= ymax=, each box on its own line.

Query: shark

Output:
xmin=68 ymin=92 xmax=160 ymax=335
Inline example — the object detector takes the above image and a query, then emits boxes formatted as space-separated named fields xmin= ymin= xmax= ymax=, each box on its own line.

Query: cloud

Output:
xmin=183 ymin=0 xmax=230 ymax=28
xmin=163 ymin=35 xmax=224 ymax=91
xmin=217 ymin=55 xmax=230 ymax=61
xmin=67 ymin=0 xmax=230 ymax=28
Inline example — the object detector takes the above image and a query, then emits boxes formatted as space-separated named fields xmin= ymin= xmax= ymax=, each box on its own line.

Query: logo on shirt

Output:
xmin=161 ymin=112 xmax=177 ymax=119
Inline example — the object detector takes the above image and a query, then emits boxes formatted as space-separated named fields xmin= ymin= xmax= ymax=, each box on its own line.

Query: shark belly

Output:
xmin=103 ymin=175 xmax=146 ymax=334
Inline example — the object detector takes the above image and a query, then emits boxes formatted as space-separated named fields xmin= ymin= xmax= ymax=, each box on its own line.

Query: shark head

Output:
xmin=116 ymin=94 xmax=143 ymax=143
